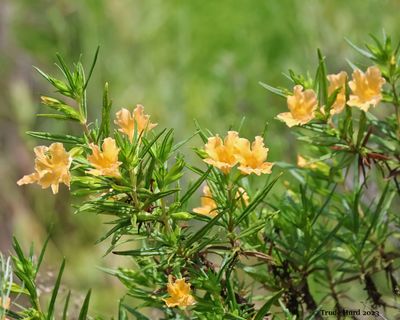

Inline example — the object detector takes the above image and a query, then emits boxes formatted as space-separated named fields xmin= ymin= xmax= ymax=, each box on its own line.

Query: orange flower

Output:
xmin=327 ymin=71 xmax=348 ymax=115
xmin=193 ymin=186 xmax=218 ymax=217
xmin=17 ymin=143 xmax=72 ymax=194
xmin=114 ymin=105 xmax=157 ymax=141
xmin=87 ymin=138 xmax=121 ymax=178
xmin=203 ymin=131 xmax=239 ymax=174
xmin=163 ymin=275 xmax=195 ymax=308
xmin=234 ymin=136 xmax=273 ymax=175
xmin=348 ymin=66 xmax=385 ymax=112
xmin=277 ymin=85 xmax=318 ymax=127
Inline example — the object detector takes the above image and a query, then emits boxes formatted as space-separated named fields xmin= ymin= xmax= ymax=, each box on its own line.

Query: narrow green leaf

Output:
xmin=118 ymin=299 xmax=127 ymax=320
xmin=26 ymin=131 xmax=84 ymax=144
xmin=311 ymin=184 xmax=337 ymax=226
xmin=172 ymin=130 xmax=199 ymax=152
xmin=122 ymin=304 xmax=150 ymax=320
xmin=352 ymin=186 xmax=362 ymax=234
xmin=185 ymin=209 xmax=226 ymax=248
xmin=95 ymin=218 xmax=130 ymax=244
xmin=253 ymin=290 xmax=283 ymax=320
xmin=78 ymin=289 xmax=91 ymax=320
xmin=158 ymin=128 xmax=174 ymax=162
xmin=341 ymin=106 xmax=354 ymax=140
xmin=326 ymin=87 xmax=341 ymax=109
xmin=142 ymin=189 xmax=180 ymax=207
xmin=33 ymin=66 xmax=71 ymax=94
xmin=163 ymin=158 xmax=185 ymax=186
xmin=360 ymin=183 xmax=392 ymax=249
xmin=98 ymin=82 xmax=112 ymax=142
xmin=36 ymin=233 xmax=51 ymax=275
xmin=356 ymin=111 xmax=367 ymax=148
xmin=193 ymin=119 xmax=209 ymax=143
xmin=62 ymin=290 xmax=71 ymax=320
xmin=10 ymin=283 xmax=29 ymax=295
xmin=83 ymin=46 xmax=100 ymax=90
xmin=37 ymin=114 xmax=74 ymax=121
xmin=226 ymin=267 xmax=238 ymax=311
xmin=345 ymin=38 xmax=374 ymax=59
xmin=139 ymin=129 xmax=166 ymax=158
xmin=4 ymin=309 xmax=23 ymax=319
xmin=345 ymin=59 xmax=359 ymax=71
xmin=317 ymin=49 xmax=328 ymax=107
xmin=369 ymin=33 xmax=385 ymax=53
xmin=238 ymin=221 xmax=267 ymax=239
xmin=180 ymin=167 xmax=211 ymax=205
xmin=12 ymin=237 xmax=26 ymax=262
xmin=112 ymin=248 xmax=166 ymax=256
xmin=259 ymin=82 xmax=287 ymax=98
xmin=55 ymin=53 xmax=75 ymax=89
xmin=308 ymin=221 xmax=343 ymax=265
xmin=12 ymin=237 xmax=40 ymax=309
xmin=47 ymin=258 xmax=66 ymax=320
xmin=236 ymin=173 xmax=281 ymax=225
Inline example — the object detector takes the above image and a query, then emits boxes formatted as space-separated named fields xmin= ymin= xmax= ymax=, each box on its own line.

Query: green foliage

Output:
xmin=2 ymin=32 xmax=400 ymax=319
xmin=0 ymin=238 xmax=92 ymax=319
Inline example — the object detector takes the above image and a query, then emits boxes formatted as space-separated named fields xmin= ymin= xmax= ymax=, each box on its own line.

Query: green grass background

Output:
xmin=1 ymin=0 xmax=399 ymax=316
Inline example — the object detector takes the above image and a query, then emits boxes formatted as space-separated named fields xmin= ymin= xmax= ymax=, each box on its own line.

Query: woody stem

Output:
xmin=226 ymin=182 xmax=235 ymax=247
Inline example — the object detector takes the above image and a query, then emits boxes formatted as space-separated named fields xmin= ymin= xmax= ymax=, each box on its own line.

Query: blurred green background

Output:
xmin=1 ymin=0 xmax=399 ymax=317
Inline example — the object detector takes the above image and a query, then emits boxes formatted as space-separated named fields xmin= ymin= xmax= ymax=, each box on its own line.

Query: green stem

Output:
xmin=225 ymin=252 xmax=239 ymax=311
xmin=161 ymin=198 xmax=171 ymax=233
xmin=33 ymin=294 xmax=41 ymax=314
xmin=131 ymin=173 xmax=139 ymax=208
xmin=78 ymin=92 xmax=93 ymax=143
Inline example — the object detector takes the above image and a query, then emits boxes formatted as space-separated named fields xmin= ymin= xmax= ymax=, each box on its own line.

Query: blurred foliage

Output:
xmin=1 ymin=0 xmax=400 ymax=317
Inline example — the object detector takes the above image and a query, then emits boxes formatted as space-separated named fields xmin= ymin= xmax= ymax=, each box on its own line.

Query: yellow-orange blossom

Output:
xmin=275 ymin=66 xmax=384 ymax=124
xmin=87 ymin=137 xmax=121 ymax=178
xmin=203 ymin=131 xmax=239 ymax=174
xmin=203 ymin=131 xmax=273 ymax=175
xmin=234 ymin=136 xmax=273 ymax=175
xmin=277 ymin=85 xmax=318 ymax=127
xmin=17 ymin=143 xmax=71 ymax=194
xmin=115 ymin=105 xmax=157 ymax=142
xmin=163 ymin=275 xmax=195 ymax=308
xmin=348 ymin=66 xmax=385 ymax=112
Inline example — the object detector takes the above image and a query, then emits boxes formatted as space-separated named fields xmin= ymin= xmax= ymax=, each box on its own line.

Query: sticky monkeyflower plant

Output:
xmin=6 ymin=48 xmax=281 ymax=320
xmin=0 ymin=33 xmax=399 ymax=320
xmin=258 ymin=32 xmax=400 ymax=319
